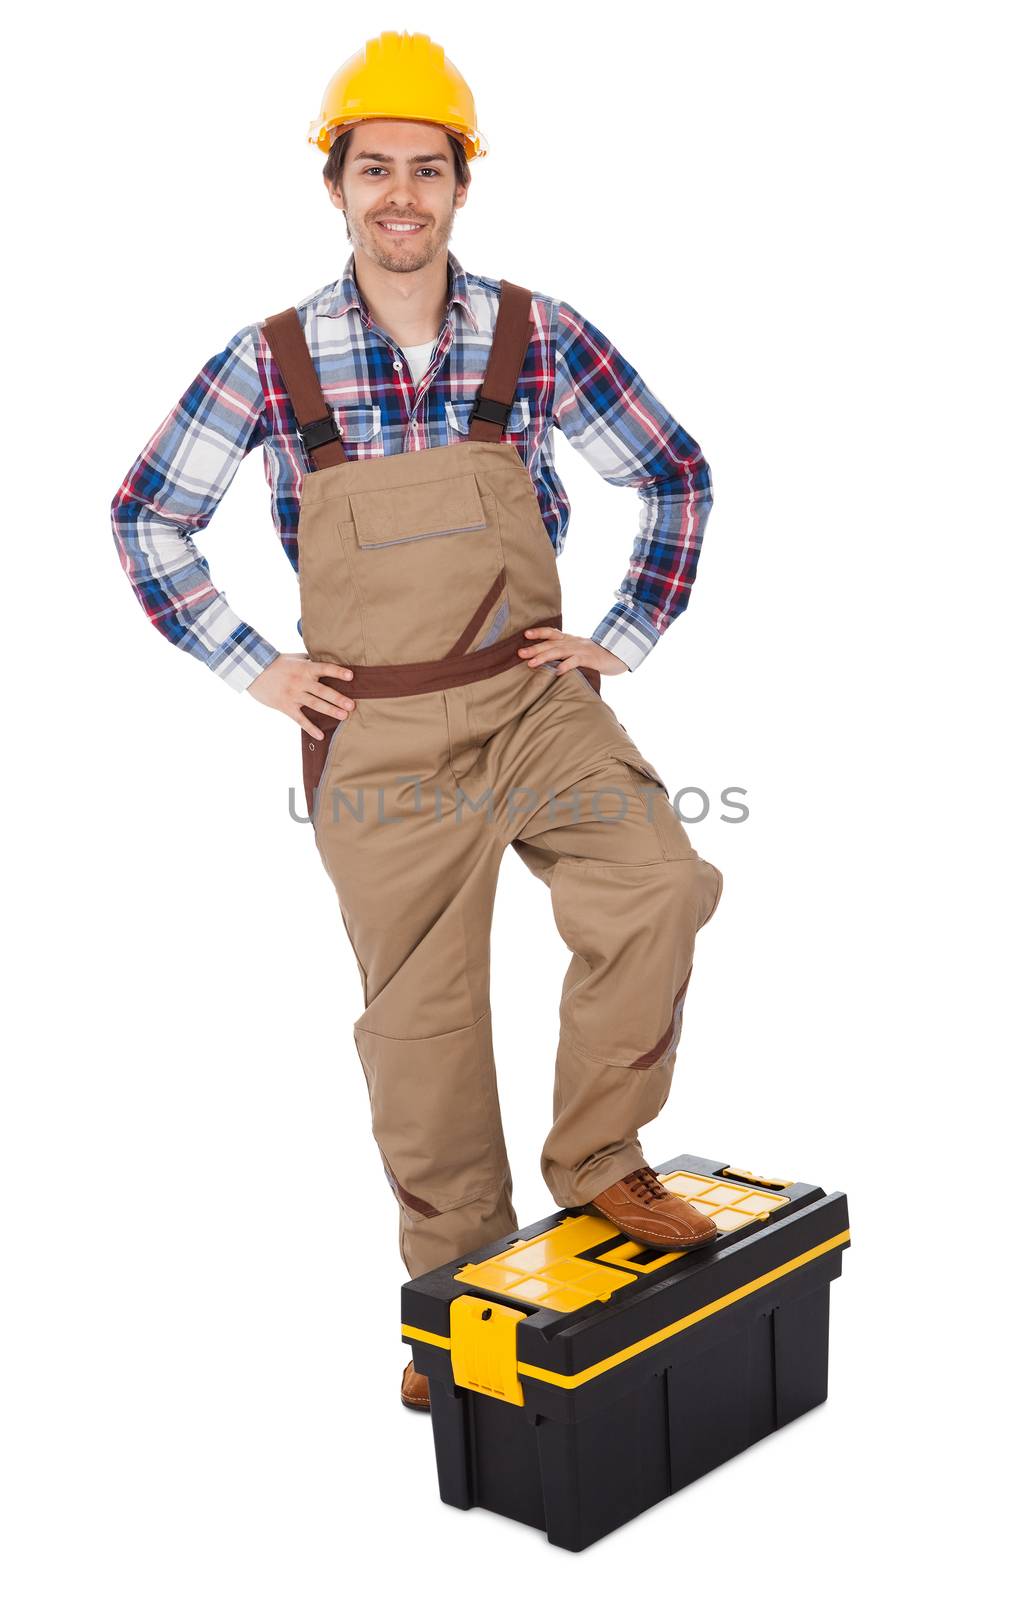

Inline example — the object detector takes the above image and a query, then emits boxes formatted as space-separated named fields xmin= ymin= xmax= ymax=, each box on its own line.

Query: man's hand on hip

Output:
xmin=246 ymin=652 xmax=355 ymax=739
xmin=518 ymin=628 xmax=629 ymax=677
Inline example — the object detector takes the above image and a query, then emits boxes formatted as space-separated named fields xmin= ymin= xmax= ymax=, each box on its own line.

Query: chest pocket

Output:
xmin=335 ymin=467 xmax=508 ymax=663
xmin=444 ymin=395 xmax=531 ymax=438
xmin=347 ymin=473 xmax=488 ymax=548
xmin=329 ymin=403 xmax=382 ymax=445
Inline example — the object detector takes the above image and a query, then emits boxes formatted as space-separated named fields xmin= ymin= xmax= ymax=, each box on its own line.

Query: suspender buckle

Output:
xmin=299 ymin=412 xmax=342 ymax=454
xmin=469 ymin=387 xmax=512 ymax=430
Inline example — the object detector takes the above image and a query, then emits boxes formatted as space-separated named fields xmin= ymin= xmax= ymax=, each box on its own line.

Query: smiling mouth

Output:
xmin=376 ymin=220 xmax=427 ymax=235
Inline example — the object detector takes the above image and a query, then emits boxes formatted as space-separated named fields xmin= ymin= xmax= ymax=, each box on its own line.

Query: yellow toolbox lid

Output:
xmin=453 ymin=1170 xmax=791 ymax=1311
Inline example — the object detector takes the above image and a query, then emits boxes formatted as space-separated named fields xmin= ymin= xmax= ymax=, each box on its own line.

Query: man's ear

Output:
xmin=454 ymin=177 xmax=471 ymax=212
xmin=323 ymin=174 xmax=345 ymax=213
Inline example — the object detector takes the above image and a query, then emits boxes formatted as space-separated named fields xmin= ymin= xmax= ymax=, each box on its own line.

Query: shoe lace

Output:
xmin=625 ymin=1166 xmax=668 ymax=1205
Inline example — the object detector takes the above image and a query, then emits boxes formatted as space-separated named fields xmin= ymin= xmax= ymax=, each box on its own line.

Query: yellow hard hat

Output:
xmin=308 ymin=31 xmax=488 ymax=161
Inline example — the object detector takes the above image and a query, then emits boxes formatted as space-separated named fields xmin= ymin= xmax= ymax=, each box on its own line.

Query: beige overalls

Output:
xmin=262 ymin=281 xmax=723 ymax=1278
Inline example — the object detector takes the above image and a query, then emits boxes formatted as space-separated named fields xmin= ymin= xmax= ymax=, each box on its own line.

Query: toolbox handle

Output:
xmin=719 ymin=1165 xmax=793 ymax=1191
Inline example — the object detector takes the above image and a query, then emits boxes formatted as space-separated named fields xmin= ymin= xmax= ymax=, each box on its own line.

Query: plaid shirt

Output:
xmin=111 ymin=250 xmax=713 ymax=691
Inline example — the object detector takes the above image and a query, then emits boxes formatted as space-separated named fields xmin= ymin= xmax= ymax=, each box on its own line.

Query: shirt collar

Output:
xmin=314 ymin=248 xmax=478 ymax=334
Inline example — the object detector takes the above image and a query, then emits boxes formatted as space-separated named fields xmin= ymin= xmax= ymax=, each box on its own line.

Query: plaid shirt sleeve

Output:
xmin=551 ymin=299 xmax=714 ymax=671
xmin=110 ymin=323 xmax=281 ymax=692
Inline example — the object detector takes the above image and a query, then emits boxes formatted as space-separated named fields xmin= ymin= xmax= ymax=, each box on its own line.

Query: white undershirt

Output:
xmin=400 ymin=339 xmax=438 ymax=387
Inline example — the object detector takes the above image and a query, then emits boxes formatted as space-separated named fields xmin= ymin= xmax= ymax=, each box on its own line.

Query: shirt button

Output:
xmin=392 ymin=360 xmax=403 ymax=371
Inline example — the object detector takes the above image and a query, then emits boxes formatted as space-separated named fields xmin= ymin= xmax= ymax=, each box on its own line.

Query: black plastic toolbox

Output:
xmin=400 ymin=1153 xmax=850 ymax=1550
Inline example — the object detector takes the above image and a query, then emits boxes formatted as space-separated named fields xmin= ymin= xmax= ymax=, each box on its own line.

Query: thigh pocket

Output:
xmin=605 ymin=748 xmax=701 ymax=862
xmin=609 ymin=746 xmax=669 ymax=798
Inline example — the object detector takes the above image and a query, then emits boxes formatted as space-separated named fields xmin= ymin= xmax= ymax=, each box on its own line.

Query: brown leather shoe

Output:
xmin=588 ymin=1165 xmax=719 ymax=1251
xmin=401 ymin=1360 xmax=430 ymax=1411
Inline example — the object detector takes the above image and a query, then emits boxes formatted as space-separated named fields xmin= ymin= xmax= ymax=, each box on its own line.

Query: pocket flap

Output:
xmin=445 ymin=396 xmax=530 ymax=435
xmin=348 ymin=474 xmax=488 ymax=548
xmin=332 ymin=403 xmax=381 ymax=442
xmin=610 ymin=745 xmax=670 ymax=798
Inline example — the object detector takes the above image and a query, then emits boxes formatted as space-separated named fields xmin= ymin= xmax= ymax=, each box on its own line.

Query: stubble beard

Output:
xmin=344 ymin=200 xmax=456 ymax=274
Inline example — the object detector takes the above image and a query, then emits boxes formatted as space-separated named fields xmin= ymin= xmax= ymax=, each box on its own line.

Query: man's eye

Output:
xmin=360 ymin=166 xmax=441 ymax=178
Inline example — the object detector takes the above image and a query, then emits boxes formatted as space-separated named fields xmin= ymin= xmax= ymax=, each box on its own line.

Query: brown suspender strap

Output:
xmin=467 ymin=280 xmax=534 ymax=442
xmin=260 ymin=308 xmax=347 ymax=470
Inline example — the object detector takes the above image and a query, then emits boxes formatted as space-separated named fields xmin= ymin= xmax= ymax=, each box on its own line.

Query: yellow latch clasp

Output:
xmin=720 ymin=1165 xmax=793 ymax=1191
xmin=450 ymin=1295 xmax=526 ymax=1406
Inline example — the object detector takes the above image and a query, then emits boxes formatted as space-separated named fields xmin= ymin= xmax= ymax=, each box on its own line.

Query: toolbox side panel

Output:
xmin=469 ymin=1391 xmax=548 ymax=1532
xmin=667 ymin=1280 xmax=830 ymax=1492
xmin=668 ymin=1313 xmax=774 ymax=1489
xmin=669 ymin=1329 xmax=752 ymax=1487
xmin=426 ymin=1374 xmax=475 ymax=1511
xmin=535 ymin=1377 xmax=671 ymax=1552
xmin=419 ymin=1347 xmax=549 ymax=1531
xmin=772 ymin=1280 xmax=831 ymax=1424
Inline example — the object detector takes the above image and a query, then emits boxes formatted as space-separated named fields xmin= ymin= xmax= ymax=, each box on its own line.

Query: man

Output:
xmin=111 ymin=31 xmax=723 ymax=1412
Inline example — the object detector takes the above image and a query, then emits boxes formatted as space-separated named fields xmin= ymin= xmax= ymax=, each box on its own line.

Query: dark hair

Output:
xmin=322 ymin=126 xmax=471 ymax=195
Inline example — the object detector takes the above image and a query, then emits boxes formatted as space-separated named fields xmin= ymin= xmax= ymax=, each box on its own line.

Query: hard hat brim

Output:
xmin=308 ymin=113 xmax=487 ymax=160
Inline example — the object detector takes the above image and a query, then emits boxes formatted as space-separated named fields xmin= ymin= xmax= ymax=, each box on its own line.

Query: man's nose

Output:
xmin=385 ymin=180 xmax=419 ymax=210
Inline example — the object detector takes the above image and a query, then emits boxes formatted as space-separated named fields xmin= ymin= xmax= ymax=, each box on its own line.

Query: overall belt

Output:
xmin=312 ymin=612 xmax=601 ymax=703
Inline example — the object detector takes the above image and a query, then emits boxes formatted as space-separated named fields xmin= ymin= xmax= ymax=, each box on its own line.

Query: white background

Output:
xmin=2 ymin=0 xmax=1025 ymax=1591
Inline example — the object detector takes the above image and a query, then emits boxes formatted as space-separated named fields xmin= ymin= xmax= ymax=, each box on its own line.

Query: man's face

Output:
xmin=325 ymin=119 xmax=469 ymax=273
